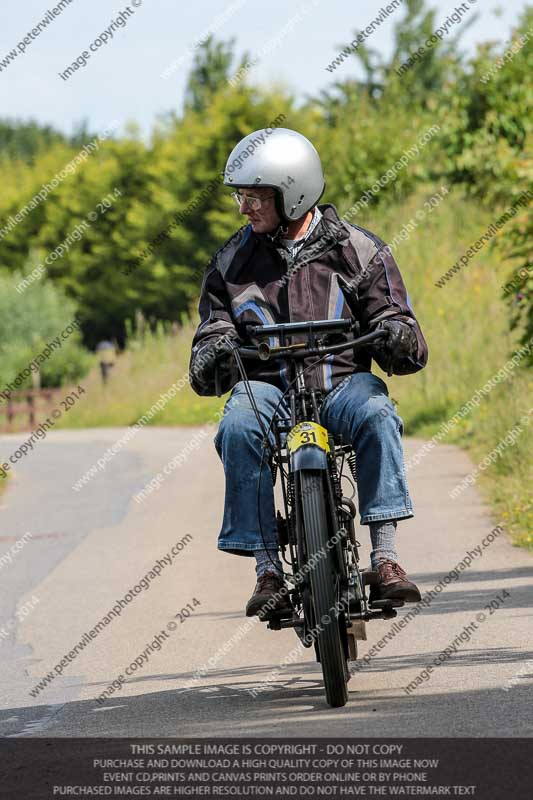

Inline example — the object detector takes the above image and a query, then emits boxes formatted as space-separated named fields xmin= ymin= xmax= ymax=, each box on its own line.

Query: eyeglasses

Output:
xmin=231 ymin=191 xmax=276 ymax=211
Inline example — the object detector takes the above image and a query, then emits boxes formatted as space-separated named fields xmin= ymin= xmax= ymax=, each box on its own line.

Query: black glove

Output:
xmin=190 ymin=333 xmax=241 ymax=394
xmin=372 ymin=319 xmax=418 ymax=376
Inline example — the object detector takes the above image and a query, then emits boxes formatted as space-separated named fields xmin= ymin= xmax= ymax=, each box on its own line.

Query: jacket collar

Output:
xmin=256 ymin=203 xmax=348 ymax=246
xmin=223 ymin=204 xmax=350 ymax=281
xmin=320 ymin=203 xmax=352 ymax=238
xmin=273 ymin=203 xmax=350 ymax=269
xmin=259 ymin=203 xmax=349 ymax=255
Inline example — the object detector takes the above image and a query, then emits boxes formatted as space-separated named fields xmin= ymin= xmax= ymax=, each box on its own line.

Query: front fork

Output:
xmin=284 ymin=409 xmax=357 ymax=652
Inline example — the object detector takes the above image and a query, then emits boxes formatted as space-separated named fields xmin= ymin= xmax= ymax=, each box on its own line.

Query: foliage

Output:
xmin=0 ymin=119 xmax=67 ymax=163
xmin=0 ymin=118 xmax=93 ymax=163
xmin=500 ymin=133 xmax=533 ymax=358
xmin=0 ymin=266 xmax=92 ymax=394
xmin=342 ymin=0 xmax=477 ymax=102
xmin=458 ymin=7 xmax=533 ymax=354
xmin=439 ymin=7 xmax=533 ymax=196
xmin=0 ymin=81 xmax=301 ymax=346
xmin=184 ymin=34 xmax=248 ymax=113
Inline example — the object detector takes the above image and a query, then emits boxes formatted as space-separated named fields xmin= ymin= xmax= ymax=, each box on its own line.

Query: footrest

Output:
xmin=369 ymin=599 xmax=405 ymax=609
xmin=347 ymin=619 xmax=367 ymax=641
xmin=261 ymin=607 xmax=294 ymax=625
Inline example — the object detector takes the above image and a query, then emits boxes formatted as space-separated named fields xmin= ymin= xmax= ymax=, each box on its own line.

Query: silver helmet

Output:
xmin=223 ymin=127 xmax=325 ymax=221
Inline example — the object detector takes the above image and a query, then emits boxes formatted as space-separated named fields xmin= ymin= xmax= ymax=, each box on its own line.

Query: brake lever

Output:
xmin=214 ymin=338 xmax=242 ymax=395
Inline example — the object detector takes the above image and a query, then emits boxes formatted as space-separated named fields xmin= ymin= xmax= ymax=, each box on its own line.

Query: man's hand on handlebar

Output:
xmin=371 ymin=319 xmax=418 ymax=376
xmin=193 ymin=332 xmax=242 ymax=386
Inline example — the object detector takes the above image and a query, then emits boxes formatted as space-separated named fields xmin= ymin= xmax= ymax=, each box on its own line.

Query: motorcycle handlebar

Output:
xmin=247 ymin=318 xmax=355 ymax=338
xmin=234 ymin=327 xmax=388 ymax=362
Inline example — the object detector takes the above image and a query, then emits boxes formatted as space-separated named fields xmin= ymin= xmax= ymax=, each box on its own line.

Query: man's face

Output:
xmin=234 ymin=187 xmax=281 ymax=234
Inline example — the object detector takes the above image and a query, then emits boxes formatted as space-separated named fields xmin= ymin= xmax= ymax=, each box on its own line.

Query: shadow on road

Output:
xmin=2 ymin=649 xmax=532 ymax=737
xmin=409 ymin=565 xmax=533 ymax=616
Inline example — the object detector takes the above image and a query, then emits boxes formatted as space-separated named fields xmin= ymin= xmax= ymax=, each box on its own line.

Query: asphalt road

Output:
xmin=0 ymin=425 xmax=532 ymax=737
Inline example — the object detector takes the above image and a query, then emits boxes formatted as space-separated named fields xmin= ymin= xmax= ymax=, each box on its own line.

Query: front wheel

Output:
xmin=300 ymin=469 xmax=349 ymax=708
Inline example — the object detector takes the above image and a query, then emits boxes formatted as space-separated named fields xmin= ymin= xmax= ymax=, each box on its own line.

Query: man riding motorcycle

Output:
xmin=188 ymin=127 xmax=428 ymax=618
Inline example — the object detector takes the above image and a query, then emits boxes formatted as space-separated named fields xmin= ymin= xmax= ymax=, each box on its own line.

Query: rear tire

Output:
xmin=300 ymin=469 xmax=348 ymax=708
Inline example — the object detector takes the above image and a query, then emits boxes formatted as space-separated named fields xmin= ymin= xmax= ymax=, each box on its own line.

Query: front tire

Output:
xmin=300 ymin=469 xmax=349 ymax=708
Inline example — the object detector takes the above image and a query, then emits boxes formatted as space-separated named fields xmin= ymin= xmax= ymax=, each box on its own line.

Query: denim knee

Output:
xmin=355 ymin=394 xmax=398 ymax=432
xmin=214 ymin=411 xmax=256 ymax=456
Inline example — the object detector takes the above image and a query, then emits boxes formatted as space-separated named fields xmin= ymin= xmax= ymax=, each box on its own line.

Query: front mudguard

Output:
xmin=290 ymin=445 xmax=329 ymax=472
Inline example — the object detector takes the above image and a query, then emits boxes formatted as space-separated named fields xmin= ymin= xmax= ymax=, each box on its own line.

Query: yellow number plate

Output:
xmin=287 ymin=422 xmax=330 ymax=454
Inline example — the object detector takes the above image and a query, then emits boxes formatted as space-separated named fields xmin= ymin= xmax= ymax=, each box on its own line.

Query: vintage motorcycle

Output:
xmin=221 ymin=319 xmax=405 ymax=708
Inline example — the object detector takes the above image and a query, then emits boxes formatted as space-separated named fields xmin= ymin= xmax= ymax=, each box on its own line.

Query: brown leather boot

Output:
xmin=370 ymin=560 xmax=421 ymax=604
xmin=245 ymin=571 xmax=292 ymax=618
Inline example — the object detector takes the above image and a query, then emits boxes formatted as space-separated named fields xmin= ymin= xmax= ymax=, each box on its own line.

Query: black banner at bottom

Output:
xmin=0 ymin=738 xmax=529 ymax=799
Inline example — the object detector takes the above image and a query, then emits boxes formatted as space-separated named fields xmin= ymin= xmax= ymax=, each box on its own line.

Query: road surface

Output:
xmin=0 ymin=426 xmax=532 ymax=737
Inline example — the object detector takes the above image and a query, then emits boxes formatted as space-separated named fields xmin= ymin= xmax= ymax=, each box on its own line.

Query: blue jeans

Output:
xmin=213 ymin=372 xmax=413 ymax=556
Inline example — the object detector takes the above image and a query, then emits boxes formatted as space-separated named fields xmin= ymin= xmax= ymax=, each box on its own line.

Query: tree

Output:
xmin=323 ymin=0 xmax=477 ymax=104
xmin=0 ymin=264 xmax=91 ymax=393
xmin=0 ymin=119 xmax=66 ymax=163
xmin=0 ymin=118 xmax=94 ymax=163
xmin=184 ymin=35 xmax=246 ymax=113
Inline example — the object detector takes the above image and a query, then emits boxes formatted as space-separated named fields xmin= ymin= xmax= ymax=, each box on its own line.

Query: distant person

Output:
xmin=189 ymin=128 xmax=428 ymax=617
xmin=96 ymin=340 xmax=116 ymax=384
